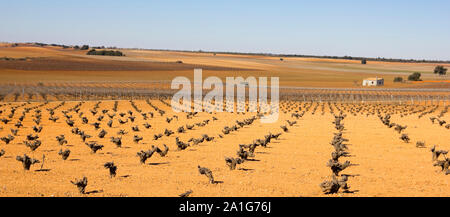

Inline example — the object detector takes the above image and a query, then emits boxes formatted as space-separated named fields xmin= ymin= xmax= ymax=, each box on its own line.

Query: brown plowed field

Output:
xmin=0 ymin=100 xmax=448 ymax=197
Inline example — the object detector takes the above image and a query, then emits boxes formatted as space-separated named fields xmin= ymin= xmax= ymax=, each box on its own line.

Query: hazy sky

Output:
xmin=1 ymin=0 xmax=450 ymax=60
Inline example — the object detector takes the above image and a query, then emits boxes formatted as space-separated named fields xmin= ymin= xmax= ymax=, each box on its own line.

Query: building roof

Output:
xmin=364 ymin=77 xmax=384 ymax=81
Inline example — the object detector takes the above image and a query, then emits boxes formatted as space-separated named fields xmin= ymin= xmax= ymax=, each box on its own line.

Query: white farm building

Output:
xmin=362 ymin=77 xmax=384 ymax=86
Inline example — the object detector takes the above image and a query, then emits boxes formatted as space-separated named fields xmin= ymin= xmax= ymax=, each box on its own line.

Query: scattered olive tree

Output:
xmin=393 ymin=77 xmax=403 ymax=82
xmin=434 ymin=65 xmax=447 ymax=75
xmin=80 ymin=45 xmax=90 ymax=50
xmin=408 ymin=72 xmax=421 ymax=81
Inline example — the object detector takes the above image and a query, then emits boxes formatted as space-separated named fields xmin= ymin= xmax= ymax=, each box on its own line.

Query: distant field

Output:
xmin=0 ymin=43 xmax=449 ymax=88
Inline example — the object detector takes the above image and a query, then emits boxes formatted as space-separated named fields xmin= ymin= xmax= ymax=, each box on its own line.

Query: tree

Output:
xmin=434 ymin=65 xmax=447 ymax=75
xmin=408 ymin=72 xmax=421 ymax=81
xmin=393 ymin=77 xmax=403 ymax=82
xmin=361 ymin=59 xmax=367 ymax=64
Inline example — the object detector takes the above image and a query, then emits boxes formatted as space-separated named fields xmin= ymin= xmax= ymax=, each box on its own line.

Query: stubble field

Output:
xmin=1 ymin=43 xmax=449 ymax=88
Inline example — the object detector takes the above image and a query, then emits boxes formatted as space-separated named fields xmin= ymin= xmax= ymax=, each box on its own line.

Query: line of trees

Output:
xmin=0 ymin=57 xmax=29 ymax=61
xmin=31 ymin=43 xmax=117 ymax=50
xmin=86 ymin=49 xmax=124 ymax=56
xmin=150 ymin=48 xmax=450 ymax=64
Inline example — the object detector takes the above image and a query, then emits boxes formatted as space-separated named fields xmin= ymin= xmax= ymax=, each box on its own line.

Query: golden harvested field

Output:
xmin=1 ymin=43 xmax=449 ymax=88
xmin=0 ymin=99 xmax=449 ymax=197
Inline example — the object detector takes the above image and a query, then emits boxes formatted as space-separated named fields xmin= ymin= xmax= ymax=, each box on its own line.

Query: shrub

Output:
xmin=80 ymin=45 xmax=90 ymax=50
xmin=434 ymin=65 xmax=447 ymax=75
xmin=393 ymin=77 xmax=403 ymax=82
xmin=408 ymin=72 xmax=422 ymax=81
xmin=361 ymin=59 xmax=367 ymax=64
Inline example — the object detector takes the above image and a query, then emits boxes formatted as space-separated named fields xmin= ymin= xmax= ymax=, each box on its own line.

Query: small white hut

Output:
xmin=362 ymin=77 xmax=384 ymax=86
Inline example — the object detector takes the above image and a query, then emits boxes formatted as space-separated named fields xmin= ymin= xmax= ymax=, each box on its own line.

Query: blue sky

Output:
xmin=1 ymin=0 xmax=450 ymax=60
